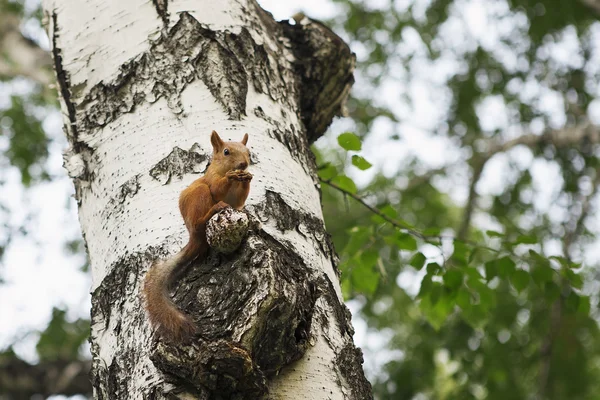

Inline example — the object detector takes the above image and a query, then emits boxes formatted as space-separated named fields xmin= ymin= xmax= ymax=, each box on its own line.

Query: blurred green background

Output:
xmin=2 ymin=0 xmax=600 ymax=398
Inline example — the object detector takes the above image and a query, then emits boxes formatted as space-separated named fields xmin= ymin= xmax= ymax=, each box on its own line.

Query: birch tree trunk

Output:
xmin=43 ymin=0 xmax=370 ymax=398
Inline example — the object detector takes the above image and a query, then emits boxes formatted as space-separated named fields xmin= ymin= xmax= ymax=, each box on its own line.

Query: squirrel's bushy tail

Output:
xmin=143 ymin=237 xmax=204 ymax=342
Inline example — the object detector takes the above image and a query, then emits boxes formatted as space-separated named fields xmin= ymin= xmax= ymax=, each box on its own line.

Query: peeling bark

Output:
xmin=44 ymin=0 xmax=370 ymax=398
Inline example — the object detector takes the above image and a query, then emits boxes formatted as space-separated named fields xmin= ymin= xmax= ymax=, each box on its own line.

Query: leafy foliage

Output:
xmin=36 ymin=308 xmax=90 ymax=362
xmin=316 ymin=0 xmax=600 ymax=398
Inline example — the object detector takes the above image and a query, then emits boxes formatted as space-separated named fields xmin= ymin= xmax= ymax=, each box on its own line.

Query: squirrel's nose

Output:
xmin=237 ymin=161 xmax=248 ymax=170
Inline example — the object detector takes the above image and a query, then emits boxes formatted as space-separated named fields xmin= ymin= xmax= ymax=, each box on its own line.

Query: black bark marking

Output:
xmin=97 ymin=174 xmax=142 ymax=226
xmin=336 ymin=345 xmax=374 ymax=400
xmin=253 ymin=106 xmax=316 ymax=177
xmin=117 ymin=174 xmax=141 ymax=202
xmin=76 ymin=13 xmax=291 ymax=134
xmin=149 ymin=143 xmax=209 ymax=185
xmin=51 ymin=12 xmax=94 ymax=180
xmin=194 ymin=39 xmax=248 ymax=120
xmin=152 ymin=341 xmax=268 ymax=399
xmin=148 ymin=225 xmax=318 ymax=397
xmin=318 ymin=276 xmax=373 ymax=399
xmin=91 ymin=245 xmax=174 ymax=399
xmin=250 ymin=190 xmax=341 ymax=276
xmin=280 ymin=16 xmax=356 ymax=143
xmin=51 ymin=13 xmax=78 ymax=146
xmin=152 ymin=0 xmax=169 ymax=27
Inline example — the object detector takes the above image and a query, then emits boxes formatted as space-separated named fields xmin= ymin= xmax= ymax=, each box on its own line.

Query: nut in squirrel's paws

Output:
xmin=227 ymin=170 xmax=253 ymax=181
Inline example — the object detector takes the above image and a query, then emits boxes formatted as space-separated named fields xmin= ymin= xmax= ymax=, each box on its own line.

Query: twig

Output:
xmin=320 ymin=178 xmax=426 ymax=239
xmin=458 ymin=159 xmax=486 ymax=240
xmin=320 ymin=177 xmax=502 ymax=254
xmin=485 ymin=120 xmax=599 ymax=157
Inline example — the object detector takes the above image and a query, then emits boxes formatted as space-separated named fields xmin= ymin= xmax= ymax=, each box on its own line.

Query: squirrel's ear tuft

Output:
xmin=211 ymin=130 xmax=224 ymax=150
xmin=241 ymin=133 xmax=249 ymax=146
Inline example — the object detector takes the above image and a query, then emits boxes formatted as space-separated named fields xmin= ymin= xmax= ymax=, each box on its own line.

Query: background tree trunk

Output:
xmin=43 ymin=0 xmax=370 ymax=398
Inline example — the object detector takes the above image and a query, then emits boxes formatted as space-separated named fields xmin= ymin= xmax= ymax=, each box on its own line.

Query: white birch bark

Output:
xmin=43 ymin=0 xmax=370 ymax=398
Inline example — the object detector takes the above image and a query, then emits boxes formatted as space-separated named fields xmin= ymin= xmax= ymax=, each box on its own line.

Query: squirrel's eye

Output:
xmin=224 ymin=149 xmax=230 ymax=156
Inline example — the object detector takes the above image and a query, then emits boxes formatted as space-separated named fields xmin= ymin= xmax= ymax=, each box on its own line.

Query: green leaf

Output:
xmin=456 ymin=289 xmax=471 ymax=310
xmin=510 ymin=270 xmax=529 ymax=292
xmin=544 ymin=282 xmax=560 ymax=302
xmin=419 ymin=274 xmax=433 ymax=297
xmin=468 ymin=248 xmax=479 ymax=264
xmin=421 ymin=291 xmax=454 ymax=331
xmin=409 ymin=252 xmax=427 ymax=270
xmin=443 ymin=269 xmax=464 ymax=290
xmin=565 ymin=269 xmax=584 ymax=289
xmin=484 ymin=260 xmax=497 ymax=281
xmin=351 ymin=261 xmax=379 ymax=295
xmin=318 ymin=164 xmax=337 ymax=180
xmin=343 ymin=226 xmax=372 ymax=258
xmin=429 ymin=282 xmax=443 ymax=305
xmin=351 ymin=155 xmax=372 ymax=170
xmin=496 ymin=256 xmax=516 ymax=278
xmin=531 ymin=264 xmax=554 ymax=285
xmin=451 ymin=240 xmax=469 ymax=265
xmin=426 ymin=262 xmax=442 ymax=275
xmin=549 ymin=255 xmax=570 ymax=267
xmin=360 ymin=249 xmax=379 ymax=267
xmin=394 ymin=232 xmax=418 ymax=251
xmin=337 ymin=132 xmax=362 ymax=151
xmin=36 ymin=308 xmax=90 ymax=362
xmin=461 ymin=304 xmax=489 ymax=329
xmin=566 ymin=291 xmax=580 ymax=313
xmin=422 ymin=227 xmax=442 ymax=236
xmin=332 ymin=175 xmax=357 ymax=194
xmin=514 ymin=234 xmax=537 ymax=245
xmin=486 ymin=230 xmax=504 ymax=238
xmin=477 ymin=285 xmax=495 ymax=310
xmin=578 ymin=295 xmax=591 ymax=316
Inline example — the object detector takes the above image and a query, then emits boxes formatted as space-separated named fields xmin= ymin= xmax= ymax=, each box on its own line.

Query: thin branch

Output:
xmin=580 ymin=0 xmax=600 ymax=16
xmin=0 ymin=357 xmax=92 ymax=398
xmin=485 ymin=120 xmax=600 ymax=157
xmin=404 ymin=166 xmax=449 ymax=191
xmin=458 ymin=121 xmax=599 ymax=241
xmin=0 ymin=13 xmax=53 ymax=86
xmin=321 ymin=178 xmax=425 ymax=239
xmin=320 ymin=177 xmax=502 ymax=254
xmin=457 ymin=159 xmax=486 ymax=241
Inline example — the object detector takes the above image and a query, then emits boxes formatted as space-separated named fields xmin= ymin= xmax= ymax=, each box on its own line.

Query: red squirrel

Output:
xmin=143 ymin=131 xmax=252 ymax=342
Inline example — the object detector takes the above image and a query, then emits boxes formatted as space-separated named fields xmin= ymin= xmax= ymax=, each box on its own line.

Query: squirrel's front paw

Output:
xmin=227 ymin=170 xmax=253 ymax=182
xmin=214 ymin=201 xmax=230 ymax=212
